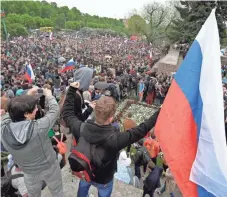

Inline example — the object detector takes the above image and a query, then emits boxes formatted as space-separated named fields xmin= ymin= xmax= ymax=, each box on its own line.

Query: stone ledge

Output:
xmin=41 ymin=165 xmax=143 ymax=197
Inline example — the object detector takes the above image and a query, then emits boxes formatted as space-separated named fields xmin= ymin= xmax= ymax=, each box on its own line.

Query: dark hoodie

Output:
xmin=63 ymin=86 xmax=93 ymax=123
xmin=63 ymin=67 xmax=94 ymax=122
xmin=144 ymin=166 xmax=163 ymax=190
xmin=63 ymin=87 xmax=160 ymax=184
xmin=74 ymin=67 xmax=94 ymax=91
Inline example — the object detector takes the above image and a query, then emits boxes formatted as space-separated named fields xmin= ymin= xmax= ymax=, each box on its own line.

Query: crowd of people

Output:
xmin=0 ymin=32 xmax=171 ymax=104
xmin=1 ymin=31 xmax=226 ymax=197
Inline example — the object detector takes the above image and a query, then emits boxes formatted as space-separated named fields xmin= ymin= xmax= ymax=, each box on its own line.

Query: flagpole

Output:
xmin=1 ymin=10 xmax=8 ymax=42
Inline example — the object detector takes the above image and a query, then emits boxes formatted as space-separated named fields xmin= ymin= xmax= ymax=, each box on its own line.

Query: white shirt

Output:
xmin=11 ymin=166 xmax=27 ymax=196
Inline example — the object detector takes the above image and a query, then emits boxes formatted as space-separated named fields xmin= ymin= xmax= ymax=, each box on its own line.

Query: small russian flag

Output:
xmin=60 ymin=58 xmax=75 ymax=73
xmin=24 ymin=63 xmax=35 ymax=82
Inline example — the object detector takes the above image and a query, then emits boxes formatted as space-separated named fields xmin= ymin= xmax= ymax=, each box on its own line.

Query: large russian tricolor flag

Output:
xmin=24 ymin=64 xmax=35 ymax=82
xmin=155 ymin=9 xmax=227 ymax=197
xmin=60 ymin=58 xmax=75 ymax=73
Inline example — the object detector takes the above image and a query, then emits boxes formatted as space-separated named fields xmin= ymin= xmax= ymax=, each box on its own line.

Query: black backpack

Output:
xmin=68 ymin=124 xmax=114 ymax=182
xmin=147 ymin=81 xmax=155 ymax=93
xmin=137 ymin=147 xmax=151 ymax=165
xmin=1 ymin=164 xmax=24 ymax=197
xmin=106 ymin=84 xmax=118 ymax=100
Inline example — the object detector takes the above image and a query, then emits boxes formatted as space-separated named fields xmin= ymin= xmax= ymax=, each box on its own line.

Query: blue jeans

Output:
xmin=77 ymin=179 xmax=114 ymax=197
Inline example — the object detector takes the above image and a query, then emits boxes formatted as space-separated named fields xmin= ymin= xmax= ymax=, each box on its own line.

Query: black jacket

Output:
xmin=62 ymin=86 xmax=93 ymax=124
xmin=63 ymin=86 xmax=160 ymax=184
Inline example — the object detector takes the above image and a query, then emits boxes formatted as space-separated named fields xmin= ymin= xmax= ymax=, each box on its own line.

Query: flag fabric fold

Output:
xmin=60 ymin=58 xmax=75 ymax=73
xmin=155 ymin=9 xmax=227 ymax=197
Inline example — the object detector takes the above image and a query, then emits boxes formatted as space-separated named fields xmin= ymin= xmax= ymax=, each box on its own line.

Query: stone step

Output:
xmin=41 ymin=165 xmax=143 ymax=197
xmin=41 ymin=164 xmax=182 ymax=197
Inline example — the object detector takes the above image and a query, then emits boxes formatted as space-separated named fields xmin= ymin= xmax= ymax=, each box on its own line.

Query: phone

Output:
xmin=37 ymin=89 xmax=43 ymax=94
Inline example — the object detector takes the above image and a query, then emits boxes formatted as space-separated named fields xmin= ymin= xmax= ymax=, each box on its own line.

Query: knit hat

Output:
xmin=5 ymin=89 xmax=14 ymax=98
xmin=16 ymin=89 xmax=24 ymax=96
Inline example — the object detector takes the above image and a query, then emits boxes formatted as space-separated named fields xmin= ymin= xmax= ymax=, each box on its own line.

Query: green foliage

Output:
xmin=222 ymin=37 xmax=227 ymax=48
xmin=6 ymin=13 xmax=22 ymax=24
xmin=7 ymin=23 xmax=28 ymax=37
xmin=34 ymin=16 xmax=43 ymax=28
xmin=1 ymin=0 xmax=127 ymax=37
xmin=80 ymin=27 xmax=128 ymax=37
xmin=21 ymin=14 xmax=34 ymax=29
xmin=128 ymin=15 xmax=146 ymax=35
xmin=65 ymin=21 xmax=81 ymax=30
xmin=55 ymin=13 xmax=66 ymax=28
xmin=40 ymin=18 xmax=53 ymax=27
xmin=169 ymin=1 xmax=227 ymax=44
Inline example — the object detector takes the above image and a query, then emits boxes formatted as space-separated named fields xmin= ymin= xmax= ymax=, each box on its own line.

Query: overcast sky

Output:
xmin=45 ymin=0 xmax=166 ymax=19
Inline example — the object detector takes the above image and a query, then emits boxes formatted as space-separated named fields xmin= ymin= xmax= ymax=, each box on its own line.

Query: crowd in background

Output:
xmin=1 ymin=32 xmax=226 ymax=197
xmin=0 ymin=32 xmax=173 ymax=109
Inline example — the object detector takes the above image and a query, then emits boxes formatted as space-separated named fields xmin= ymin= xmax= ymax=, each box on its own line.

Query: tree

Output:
xmin=55 ymin=13 xmax=66 ymax=28
xmin=40 ymin=4 xmax=52 ymax=18
xmin=7 ymin=23 xmax=28 ymax=37
xmin=66 ymin=11 xmax=74 ymax=21
xmin=34 ymin=16 xmax=43 ymax=28
xmin=73 ymin=21 xmax=82 ymax=30
xmin=128 ymin=15 xmax=146 ymax=35
xmin=6 ymin=13 xmax=22 ymax=24
xmin=66 ymin=21 xmax=82 ymax=30
xmin=50 ymin=2 xmax=57 ymax=8
xmin=21 ymin=14 xmax=34 ymax=29
xmin=2 ymin=0 xmax=127 ymax=36
xmin=169 ymin=1 xmax=227 ymax=44
xmin=142 ymin=2 xmax=176 ymax=43
xmin=71 ymin=7 xmax=81 ymax=20
xmin=65 ymin=21 xmax=74 ymax=29
xmin=40 ymin=18 xmax=53 ymax=27
xmin=127 ymin=2 xmax=177 ymax=43
xmin=58 ymin=6 xmax=69 ymax=15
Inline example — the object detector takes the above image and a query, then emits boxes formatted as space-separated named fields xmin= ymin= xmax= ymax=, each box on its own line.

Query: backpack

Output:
xmin=147 ymin=81 xmax=155 ymax=93
xmin=137 ymin=147 xmax=151 ymax=165
xmin=68 ymin=124 xmax=114 ymax=182
xmin=52 ymin=133 xmax=67 ymax=155
xmin=1 ymin=164 xmax=24 ymax=197
xmin=106 ymin=84 xmax=118 ymax=100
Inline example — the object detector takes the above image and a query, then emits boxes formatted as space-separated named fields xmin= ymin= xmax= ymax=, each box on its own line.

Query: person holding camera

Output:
xmin=1 ymin=87 xmax=63 ymax=197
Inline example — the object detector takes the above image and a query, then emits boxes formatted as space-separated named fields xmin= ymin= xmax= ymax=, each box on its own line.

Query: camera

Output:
xmin=37 ymin=89 xmax=43 ymax=94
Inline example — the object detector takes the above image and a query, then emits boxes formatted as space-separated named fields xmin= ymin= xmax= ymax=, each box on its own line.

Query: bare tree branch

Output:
xmin=154 ymin=8 xmax=166 ymax=28
xmin=164 ymin=18 xmax=173 ymax=32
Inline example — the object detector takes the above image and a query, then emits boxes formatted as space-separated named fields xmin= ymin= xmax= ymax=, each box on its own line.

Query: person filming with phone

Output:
xmin=1 ymin=87 xmax=63 ymax=197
